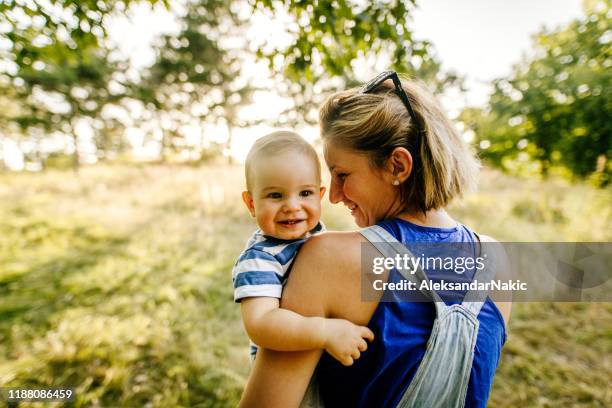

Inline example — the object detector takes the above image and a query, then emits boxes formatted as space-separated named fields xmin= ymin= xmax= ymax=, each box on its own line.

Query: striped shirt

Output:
xmin=233 ymin=223 xmax=325 ymax=357
xmin=232 ymin=222 xmax=325 ymax=303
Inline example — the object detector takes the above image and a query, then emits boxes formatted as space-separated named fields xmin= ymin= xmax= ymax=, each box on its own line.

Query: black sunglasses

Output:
xmin=360 ymin=71 xmax=422 ymax=134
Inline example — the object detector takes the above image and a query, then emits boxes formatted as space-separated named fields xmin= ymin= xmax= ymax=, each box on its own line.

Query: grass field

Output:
xmin=1 ymin=163 xmax=610 ymax=407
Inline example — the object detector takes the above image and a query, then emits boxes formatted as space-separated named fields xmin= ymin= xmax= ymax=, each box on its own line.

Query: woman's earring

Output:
xmin=392 ymin=179 xmax=400 ymax=186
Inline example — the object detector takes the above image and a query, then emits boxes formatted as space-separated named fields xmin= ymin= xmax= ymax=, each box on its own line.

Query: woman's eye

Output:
xmin=266 ymin=192 xmax=282 ymax=199
xmin=300 ymin=190 xmax=314 ymax=197
xmin=336 ymin=173 xmax=348 ymax=181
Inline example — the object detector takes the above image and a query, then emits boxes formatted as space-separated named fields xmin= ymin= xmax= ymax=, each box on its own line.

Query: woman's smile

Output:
xmin=347 ymin=203 xmax=358 ymax=215
xmin=325 ymin=142 xmax=400 ymax=227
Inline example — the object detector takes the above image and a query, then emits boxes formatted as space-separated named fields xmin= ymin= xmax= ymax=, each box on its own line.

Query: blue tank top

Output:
xmin=316 ymin=218 xmax=507 ymax=407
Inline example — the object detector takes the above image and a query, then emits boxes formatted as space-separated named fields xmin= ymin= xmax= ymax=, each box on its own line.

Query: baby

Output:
xmin=233 ymin=130 xmax=373 ymax=365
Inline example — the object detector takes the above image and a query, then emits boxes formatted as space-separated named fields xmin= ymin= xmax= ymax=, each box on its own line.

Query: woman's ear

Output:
xmin=319 ymin=186 xmax=326 ymax=199
xmin=241 ymin=191 xmax=256 ymax=218
xmin=387 ymin=147 xmax=413 ymax=183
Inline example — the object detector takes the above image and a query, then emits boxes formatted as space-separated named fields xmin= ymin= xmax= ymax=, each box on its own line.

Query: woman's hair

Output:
xmin=245 ymin=130 xmax=321 ymax=191
xmin=319 ymin=77 xmax=479 ymax=213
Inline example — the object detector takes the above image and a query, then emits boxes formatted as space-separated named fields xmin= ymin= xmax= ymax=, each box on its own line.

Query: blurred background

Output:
xmin=0 ymin=0 xmax=610 ymax=406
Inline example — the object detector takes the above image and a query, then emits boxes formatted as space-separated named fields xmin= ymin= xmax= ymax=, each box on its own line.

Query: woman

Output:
xmin=239 ymin=72 xmax=511 ymax=407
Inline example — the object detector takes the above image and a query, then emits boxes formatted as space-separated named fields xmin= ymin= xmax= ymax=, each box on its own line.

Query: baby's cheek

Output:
xmin=310 ymin=206 xmax=322 ymax=221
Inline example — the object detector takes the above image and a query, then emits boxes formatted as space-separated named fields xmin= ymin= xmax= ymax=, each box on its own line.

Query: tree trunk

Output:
xmin=226 ymin=124 xmax=234 ymax=165
xmin=71 ymin=121 xmax=80 ymax=172
xmin=160 ymin=129 xmax=170 ymax=163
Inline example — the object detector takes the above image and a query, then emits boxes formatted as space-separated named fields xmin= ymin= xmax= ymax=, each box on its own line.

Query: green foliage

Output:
xmin=448 ymin=169 xmax=611 ymax=241
xmin=254 ymin=0 xmax=414 ymax=78
xmin=0 ymin=164 xmax=249 ymax=406
xmin=44 ymin=152 xmax=75 ymax=170
xmin=461 ymin=1 xmax=611 ymax=185
xmin=0 ymin=0 xmax=166 ymax=167
xmin=0 ymin=163 xmax=610 ymax=406
xmin=251 ymin=0 xmax=461 ymax=124
xmin=125 ymin=0 xmax=460 ymax=163
xmin=134 ymin=0 xmax=255 ymax=160
xmin=1 ymin=0 xmax=458 ymax=166
xmin=489 ymin=302 xmax=612 ymax=407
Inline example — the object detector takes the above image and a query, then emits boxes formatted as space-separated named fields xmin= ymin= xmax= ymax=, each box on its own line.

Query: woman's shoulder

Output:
xmin=299 ymin=231 xmax=365 ymax=270
xmin=285 ymin=231 xmax=375 ymax=322
xmin=304 ymin=230 xmax=365 ymax=248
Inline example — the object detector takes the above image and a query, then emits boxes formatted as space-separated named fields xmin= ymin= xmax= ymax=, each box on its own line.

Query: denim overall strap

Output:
xmin=360 ymin=225 xmax=447 ymax=315
xmin=360 ymin=225 xmax=491 ymax=408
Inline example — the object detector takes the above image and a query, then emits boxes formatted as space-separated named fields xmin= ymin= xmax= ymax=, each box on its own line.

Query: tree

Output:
xmin=250 ymin=0 xmax=461 ymax=125
xmin=0 ymin=0 xmax=165 ymax=169
xmin=134 ymin=0 xmax=254 ymax=162
xmin=2 ymin=0 xmax=459 ymax=167
xmin=461 ymin=0 xmax=611 ymax=184
xmin=136 ymin=0 xmax=458 ymax=159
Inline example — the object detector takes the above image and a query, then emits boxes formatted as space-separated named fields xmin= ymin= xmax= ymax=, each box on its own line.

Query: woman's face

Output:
xmin=324 ymin=142 xmax=403 ymax=227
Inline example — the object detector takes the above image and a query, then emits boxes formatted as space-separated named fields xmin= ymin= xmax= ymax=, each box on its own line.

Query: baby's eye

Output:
xmin=300 ymin=190 xmax=314 ymax=197
xmin=266 ymin=192 xmax=282 ymax=199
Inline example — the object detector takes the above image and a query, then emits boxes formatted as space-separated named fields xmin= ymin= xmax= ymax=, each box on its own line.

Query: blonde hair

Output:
xmin=319 ymin=77 xmax=479 ymax=213
xmin=245 ymin=131 xmax=321 ymax=191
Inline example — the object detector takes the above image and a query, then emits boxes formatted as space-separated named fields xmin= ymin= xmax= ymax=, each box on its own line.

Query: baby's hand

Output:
xmin=322 ymin=318 xmax=375 ymax=366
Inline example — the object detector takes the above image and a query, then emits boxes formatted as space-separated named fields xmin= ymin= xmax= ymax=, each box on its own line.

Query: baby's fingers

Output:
xmin=358 ymin=338 xmax=368 ymax=352
xmin=341 ymin=355 xmax=354 ymax=366
xmin=360 ymin=326 xmax=375 ymax=342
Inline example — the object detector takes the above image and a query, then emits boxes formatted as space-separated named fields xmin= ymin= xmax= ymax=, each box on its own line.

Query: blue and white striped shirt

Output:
xmin=232 ymin=222 xmax=325 ymax=303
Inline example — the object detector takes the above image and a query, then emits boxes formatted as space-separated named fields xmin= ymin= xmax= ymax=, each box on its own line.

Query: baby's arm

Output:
xmin=241 ymin=297 xmax=374 ymax=366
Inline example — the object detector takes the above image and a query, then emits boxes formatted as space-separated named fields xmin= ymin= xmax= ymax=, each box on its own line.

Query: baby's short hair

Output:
xmin=245 ymin=131 xmax=321 ymax=191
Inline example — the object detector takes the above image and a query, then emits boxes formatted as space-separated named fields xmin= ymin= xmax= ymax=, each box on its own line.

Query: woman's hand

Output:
xmin=322 ymin=318 xmax=375 ymax=366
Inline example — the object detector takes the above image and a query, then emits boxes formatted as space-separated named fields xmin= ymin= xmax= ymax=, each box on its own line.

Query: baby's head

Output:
xmin=242 ymin=131 xmax=325 ymax=240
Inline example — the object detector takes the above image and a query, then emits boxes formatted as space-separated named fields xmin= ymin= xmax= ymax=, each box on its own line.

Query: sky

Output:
xmin=410 ymin=0 xmax=584 ymax=107
xmin=2 ymin=0 xmax=586 ymax=168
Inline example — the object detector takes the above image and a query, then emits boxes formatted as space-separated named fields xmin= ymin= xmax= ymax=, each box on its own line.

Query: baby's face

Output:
xmin=243 ymin=151 xmax=325 ymax=240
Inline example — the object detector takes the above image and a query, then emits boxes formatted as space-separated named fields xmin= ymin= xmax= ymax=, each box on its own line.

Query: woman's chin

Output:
xmin=352 ymin=215 xmax=368 ymax=228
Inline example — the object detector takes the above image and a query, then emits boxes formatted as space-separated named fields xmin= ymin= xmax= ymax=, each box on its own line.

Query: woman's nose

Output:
xmin=328 ymin=179 xmax=343 ymax=204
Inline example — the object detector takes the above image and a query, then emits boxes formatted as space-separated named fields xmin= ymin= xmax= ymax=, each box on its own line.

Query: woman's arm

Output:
xmin=240 ymin=348 xmax=321 ymax=408
xmin=241 ymin=297 xmax=373 ymax=365
xmin=238 ymin=232 xmax=380 ymax=407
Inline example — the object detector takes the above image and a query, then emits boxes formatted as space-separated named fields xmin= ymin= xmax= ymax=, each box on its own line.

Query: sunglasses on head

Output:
xmin=360 ymin=70 xmax=423 ymax=134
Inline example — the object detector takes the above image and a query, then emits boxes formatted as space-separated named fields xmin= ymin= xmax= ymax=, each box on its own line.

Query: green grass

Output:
xmin=0 ymin=163 xmax=610 ymax=407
